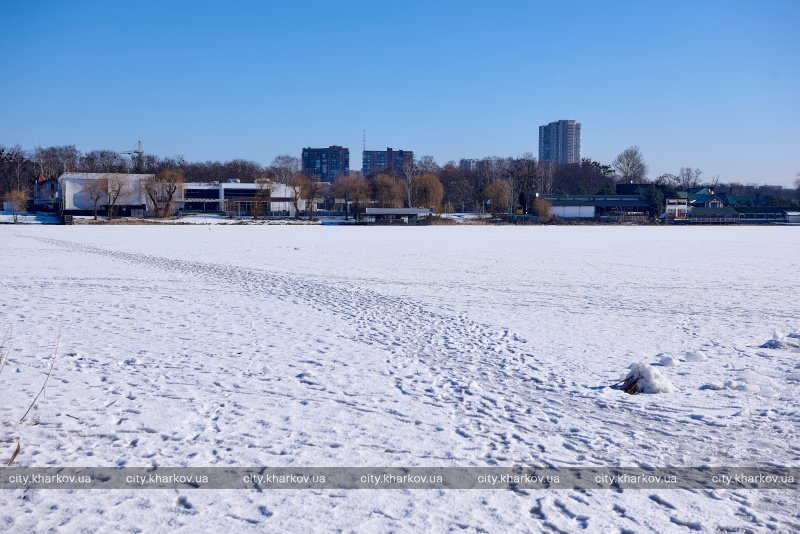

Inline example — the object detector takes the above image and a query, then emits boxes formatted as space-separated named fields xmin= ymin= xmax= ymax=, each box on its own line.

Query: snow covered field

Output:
xmin=1 ymin=225 xmax=799 ymax=532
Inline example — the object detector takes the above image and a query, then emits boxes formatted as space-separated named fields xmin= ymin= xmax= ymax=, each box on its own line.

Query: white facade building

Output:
xmin=59 ymin=173 xmax=154 ymax=216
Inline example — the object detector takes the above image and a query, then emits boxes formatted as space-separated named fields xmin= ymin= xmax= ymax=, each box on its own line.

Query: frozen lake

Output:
xmin=1 ymin=225 xmax=798 ymax=532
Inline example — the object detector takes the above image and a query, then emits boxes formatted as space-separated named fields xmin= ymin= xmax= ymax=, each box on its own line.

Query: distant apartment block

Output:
xmin=538 ymin=120 xmax=582 ymax=164
xmin=302 ymin=146 xmax=350 ymax=182
xmin=362 ymin=147 xmax=413 ymax=177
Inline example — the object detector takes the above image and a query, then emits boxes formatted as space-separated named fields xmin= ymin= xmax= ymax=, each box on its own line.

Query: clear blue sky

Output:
xmin=2 ymin=0 xmax=798 ymax=185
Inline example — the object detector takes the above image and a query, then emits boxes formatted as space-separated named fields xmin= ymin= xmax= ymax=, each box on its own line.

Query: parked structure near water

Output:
xmin=182 ymin=181 xmax=303 ymax=216
xmin=663 ymin=187 xmax=799 ymax=224
xmin=543 ymin=195 xmax=648 ymax=221
xmin=361 ymin=208 xmax=434 ymax=224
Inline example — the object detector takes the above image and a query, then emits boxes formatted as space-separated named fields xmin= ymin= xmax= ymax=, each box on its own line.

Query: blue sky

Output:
xmin=2 ymin=0 xmax=798 ymax=185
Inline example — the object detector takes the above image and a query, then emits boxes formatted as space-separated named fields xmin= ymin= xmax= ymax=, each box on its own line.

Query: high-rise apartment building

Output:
xmin=301 ymin=146 xmax=350 ymax=182
xmin=538 ymin=120 xmax=581 ymax=164
xmin=362 ymin=147 xmax=413 ymax=177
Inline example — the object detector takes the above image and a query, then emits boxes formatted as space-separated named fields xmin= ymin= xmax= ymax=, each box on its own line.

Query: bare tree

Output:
xmin=56 ymin=146 xmax=79 ymax=175
xmin=33 ymin=146 xmax=61 ymax=180
xmin=7 ymin=145 xmax=28 ymax=191
xmin=439 ymin=162 xmax=474 ymax=212
xmin=530 ymin=197 xmax=552 ymax=221
xmin=412 ymin=173 xmax=444 ymax=211
xmin=538 ymin=160 xmax=556 ymax=195
xmin=794 ymin=174 xmax=800 ymax=201
xmin=482 ymin=178 xmax=513 ymax=216
xmin=270 ymin=155 xmax=301 ymax=184
xmin=0 ymin=147 xmax=11 ymax=194
xmin=252 ymin=179 xmax=272 ymax=220
xmin=613 ymin=146 xmax=648 ymax=182
xmin=3 ymin=189 xmax=29 ymax=223
xmin=678 ymin=167 xmax=703 ymax=189
xmin=335 ymin=175 xmax=370 ymax=220
xmin=0 ymin=146 xmax=24 ymax=194
xmin=143 ymin=168 xmax=184 ymax=218
xmin=303 ymin=177 xmax=323 ymax=220
xmin=416 ymin=155 xmax=439 ymax=174
xmin=106 ymin=174 xmax=130 ymax=220
xmin=475 ymin=157 xmax=511 ymax=211
xmin=84 ymin=177 xmax=108 ymax=220
xmin=223 ymin=159 xmax=264 ymax=183
xmin=509 ymin=154 xmax=537 ymax=212
xmin=80 ymin=150 xmax=125 ymax=173
xmin=289 ymin=174 xmax=310 ymax=218
xmin=654 ymin=173 xmax=681 ymax=188
xmin=400 ymin=157 xmax=417 ymax=207
xmin=371 ymin=173 xmax=403 ymax=208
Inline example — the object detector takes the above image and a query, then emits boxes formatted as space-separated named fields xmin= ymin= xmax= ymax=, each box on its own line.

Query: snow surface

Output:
xmin=0 ymin=212 xmax=60 ymax=224
xmin=1 ymin=225 xmax=799 ymax=532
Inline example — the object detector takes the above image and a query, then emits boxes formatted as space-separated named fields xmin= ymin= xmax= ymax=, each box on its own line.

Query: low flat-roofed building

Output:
xmin=181 ymin=181 xmax=304 ymax=216
xmin=361 ymin=207 xmax=433 ymax=224
xmin=542 ymin=195 xmax=648 ymax=221
xmin=687 ymin=206 xmax=740 ymax=223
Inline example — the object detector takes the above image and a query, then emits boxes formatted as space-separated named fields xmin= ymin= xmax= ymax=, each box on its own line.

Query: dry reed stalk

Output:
xmin=0 ymin=325 xmax=11 ymax=375
xmin=20 ymin=318 xmax=63 ymax=422
xmin=6 ymin=440 xmax=20 ymax=466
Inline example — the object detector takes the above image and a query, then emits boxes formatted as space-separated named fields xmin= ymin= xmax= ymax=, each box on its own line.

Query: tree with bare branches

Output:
xmin=143 ymin=169 xmax=184 ymax=218
xmin=531 ymin=197 xmax=552 ymax=221
xmin=335 ymin=175 xmax=370 ymax=220
xmin=509 ymin=154 xmax=537 ymax=213
xmin=482 ymin=178 xmax=513 ymax=216
xmin=678 ymin=167 xmax=703 ymax=189
xmin=84 ymin=177 xmax=108 ymax=220
xmin=270 ymin=155 xmax=301 ymax=185
xmin=412 ymin=173 xmax=444 ymax=210
xmin=289 ymin=174 xmax=310 ymax=218
xmin=400 ymin=157 xmax=417 ymax=208
xmin=106 ymin=174 xmax=130 ymax=220
xmin=252 ymin=180 xmax=272 ymax=220
xmin=303 ymin=177 xmax=324 ymax=220
xmin=3 ymin=189 xmax=29 ymax=223
xmin=371 ymin=173 xmax=403 ymax=208
xmin=613 ymin=146 xmax=648 ymax=182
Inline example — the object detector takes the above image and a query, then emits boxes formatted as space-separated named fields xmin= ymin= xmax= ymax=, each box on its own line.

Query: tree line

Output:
xmin=2 ymin=144 xmax=798 ymax=216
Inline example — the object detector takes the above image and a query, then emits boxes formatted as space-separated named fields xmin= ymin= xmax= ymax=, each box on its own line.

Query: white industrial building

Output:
xmin=56 ymin=174 xmax=306 ymax=218
xmin=59 ymin=173 xmax=154 ymax=216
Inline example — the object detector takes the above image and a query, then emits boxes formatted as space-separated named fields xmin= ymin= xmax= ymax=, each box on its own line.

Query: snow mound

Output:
xmin=683 ymin=351 xmax=708 ymax=362
xmin=614 ymin=362 xmax=677 ymax=394
xmin=760 ymin=330 xmax=800 ymax=349
xmin=658 ymin=355 xmax=678 ymax=367
xmin=723 ymin=371 xmax=779 ymax=397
